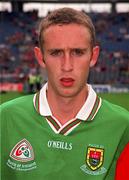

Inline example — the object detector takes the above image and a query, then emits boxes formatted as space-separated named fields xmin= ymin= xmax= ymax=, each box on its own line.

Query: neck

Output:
xmin=47 ymin=85 xmax=88 ymax=125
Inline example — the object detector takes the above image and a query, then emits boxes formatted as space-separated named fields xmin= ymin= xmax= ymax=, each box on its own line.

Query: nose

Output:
xmin=61 ymin=52 xmax=73 ymax=72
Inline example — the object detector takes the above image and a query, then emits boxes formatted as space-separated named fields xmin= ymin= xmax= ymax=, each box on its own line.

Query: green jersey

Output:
xmin=1 ymin=84 xmax=129 ymax=180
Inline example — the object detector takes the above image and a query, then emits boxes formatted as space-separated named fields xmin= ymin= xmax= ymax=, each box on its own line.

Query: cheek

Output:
xmin=46 ymin=64 xmax=59 ymax=80
xmin=76 ymin=60 xmax=90 ymax=73
xmin=77 ymin=63 xmax=90 ymax=80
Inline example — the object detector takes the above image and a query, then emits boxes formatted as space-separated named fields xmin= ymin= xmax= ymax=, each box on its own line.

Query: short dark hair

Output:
xmin=38 ymin=7 xmax=96 ymax=51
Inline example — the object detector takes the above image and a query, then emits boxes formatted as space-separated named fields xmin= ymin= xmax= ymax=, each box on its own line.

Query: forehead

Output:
xmin=43 ymin=24 xmax=91 ymax=48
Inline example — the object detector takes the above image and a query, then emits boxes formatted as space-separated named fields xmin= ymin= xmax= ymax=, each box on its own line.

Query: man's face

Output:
xmin=35 ymin=24 xmax=99 ymax=98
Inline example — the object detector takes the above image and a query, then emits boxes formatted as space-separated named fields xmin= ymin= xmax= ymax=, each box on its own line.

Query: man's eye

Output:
xmin=72 ymin=49 xmax=85 ymax=56
xmin=50 ymin=50 xmax=62 ymax=56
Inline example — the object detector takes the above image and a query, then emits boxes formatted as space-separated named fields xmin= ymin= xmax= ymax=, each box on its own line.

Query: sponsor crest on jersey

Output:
xmin=10 ymin=139 xmax=34 ymax=162
xmin=80 ymin=144 xmax=107 ymax=175
xmin=86 ymin=146 xmax=104 ymax=171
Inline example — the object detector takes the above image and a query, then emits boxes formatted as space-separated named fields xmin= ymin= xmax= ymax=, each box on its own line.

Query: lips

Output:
xmin=60 ymin=78 xmax=74 ymax=87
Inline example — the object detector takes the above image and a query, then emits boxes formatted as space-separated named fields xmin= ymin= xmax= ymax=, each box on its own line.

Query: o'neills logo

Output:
xmin=10 ymin=139 xmax=34 ymax=162
xmin=48 ymin=140 xmax=72 ymax=150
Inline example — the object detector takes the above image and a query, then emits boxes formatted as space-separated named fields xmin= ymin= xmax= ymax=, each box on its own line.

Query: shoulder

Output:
xmin=99 ymin=99 xmax=129 ymax=144
xmin=102 ymin=98 xmax=129 ymax=114
xmin=0 ymin=94 xmax=34 ymax=113
xmin=100 ymin=98 xmax=129 ymax=123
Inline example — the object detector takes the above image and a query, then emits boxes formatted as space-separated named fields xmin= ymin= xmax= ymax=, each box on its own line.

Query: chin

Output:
xmin=58 ymin=89 xmax=79 ymax=98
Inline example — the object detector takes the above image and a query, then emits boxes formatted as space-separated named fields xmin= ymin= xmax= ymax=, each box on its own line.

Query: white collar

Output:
xmin=33 ymin=82 xmax=101 ymax=121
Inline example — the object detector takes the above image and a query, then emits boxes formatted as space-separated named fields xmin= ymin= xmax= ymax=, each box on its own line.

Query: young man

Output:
xmin=1 ymin=8 xmax=129 ymax=180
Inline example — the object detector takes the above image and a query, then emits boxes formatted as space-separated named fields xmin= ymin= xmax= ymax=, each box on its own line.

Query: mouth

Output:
xmin=60 ymin=78 xmax=75 ymax=87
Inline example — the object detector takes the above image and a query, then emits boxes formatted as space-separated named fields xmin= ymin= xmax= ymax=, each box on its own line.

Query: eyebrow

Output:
xmin=47 ymin=47 xmax=89 ymax=52
xmin=71 ymin=48 xmax=88 ymax=51
xmin=48 ymin=48 xmax=61 ymax=52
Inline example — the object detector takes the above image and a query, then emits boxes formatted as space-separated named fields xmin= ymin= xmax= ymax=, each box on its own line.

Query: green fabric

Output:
xmin=36 ymin=75 xmax=41 ymax=83
xmin=29 ymin=75 xmax=36 ymax=84
xmin=1 ymin=95 xmax=129 ymax=180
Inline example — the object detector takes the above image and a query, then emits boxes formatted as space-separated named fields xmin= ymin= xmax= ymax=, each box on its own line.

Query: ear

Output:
xmin=90 ymin=46 xmax=100 ymax=67
xmin=34 ymin=47 xmax=46 ymax=68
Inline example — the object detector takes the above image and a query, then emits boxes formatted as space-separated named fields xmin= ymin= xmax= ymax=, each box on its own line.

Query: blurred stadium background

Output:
xmin=0 ymin=0 xmax=129 ymax=111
